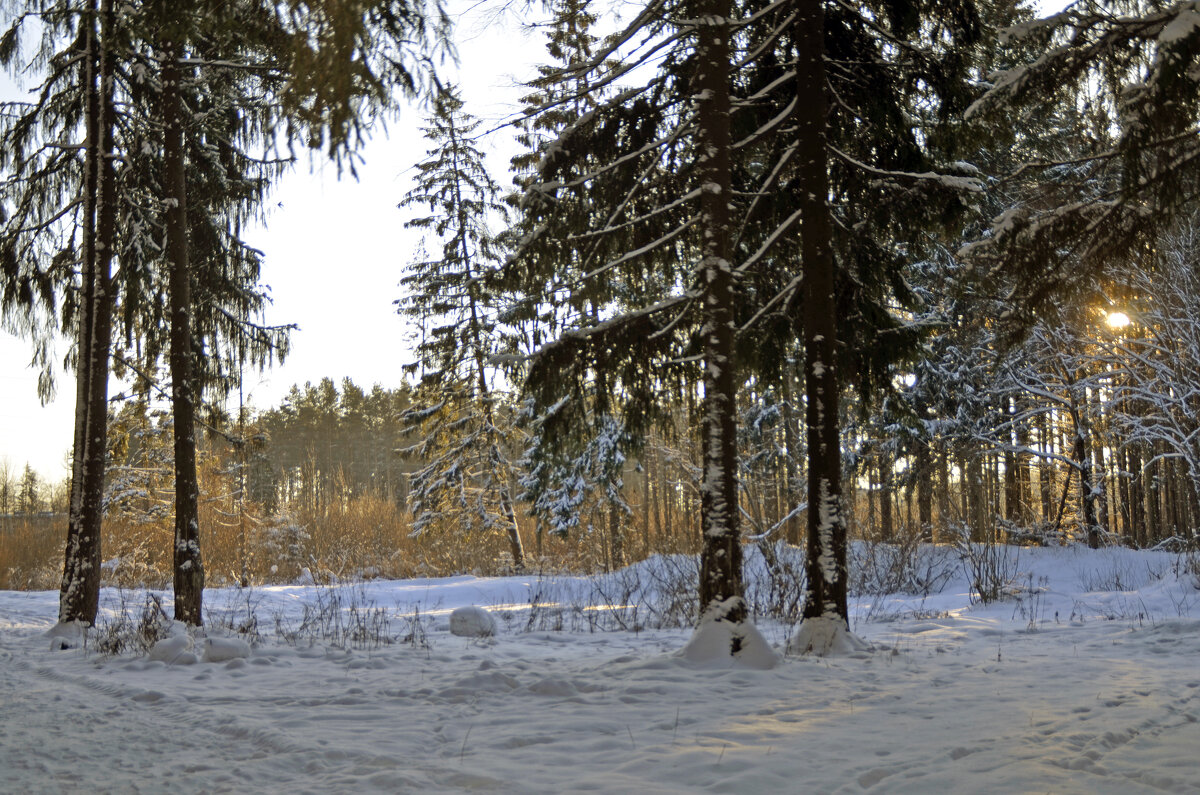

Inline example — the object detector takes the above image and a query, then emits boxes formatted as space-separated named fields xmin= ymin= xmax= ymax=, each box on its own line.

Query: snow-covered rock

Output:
xmin=449 ymin=605 xmax=497 ymax=637
xmin=148 ymin=634 xmax=193 ymax=664
xmin=201 ymin=636 xmax=252 ymax=663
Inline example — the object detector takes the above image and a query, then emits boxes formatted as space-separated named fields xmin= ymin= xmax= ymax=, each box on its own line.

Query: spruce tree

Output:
xmin=398 ymin=86 xmax=526 ymax=570
xmin=2 ymin=0 xmax=118 ymax=626
xmin=508 ymin=0 xmax=995 ymax=655
xmin=507 ymin=0 xmax=634 ymax=568
xmin=3 ymin=0 xmax=448 ymax=625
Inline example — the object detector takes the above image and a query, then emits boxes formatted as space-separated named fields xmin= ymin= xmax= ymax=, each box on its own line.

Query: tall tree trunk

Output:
xmin=797 ymin=0 xmax=848 ymax=624
xmin=1129 ymin=442 xmax=1145 ymax=545
xmin=60 ymin=0 xmax=115 ymax=627
xmin=641 ymin=462 xmax=653 ymax=553
xmin=162 ymin=35 xmax=205 ymax=625
xmin=693 ymin=0 xmax=744 ymax=622
xmin=1004 ymin=439 xmax=1019 ymax=525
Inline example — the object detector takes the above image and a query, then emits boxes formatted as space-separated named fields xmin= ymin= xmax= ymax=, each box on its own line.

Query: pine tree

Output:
xmin=398 ymin=86 xmax=526 ymax=570
xmin=17 ymin=463 xmax=39 ymax=515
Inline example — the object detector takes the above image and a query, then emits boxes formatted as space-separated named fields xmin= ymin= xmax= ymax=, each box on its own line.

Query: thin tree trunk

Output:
xmin=162 ymin=35 xmax=205 ymax=625
xmin=60 ymin=0 xmax=115 ymax=627
xmin=917 ymin=443 xmax=932 ymax=538
xmin=936 ymin=446 xmax=950 ymax=542
xmin=781 ymin=362 xmax=803 ymax=545
xmin=1037 ymin=412 xmax=1053 ymax=525
xmin=1073 ymin=412 xmax=1100 ymax=548
xmin=879 ymin=456 xmax=893 ymax=542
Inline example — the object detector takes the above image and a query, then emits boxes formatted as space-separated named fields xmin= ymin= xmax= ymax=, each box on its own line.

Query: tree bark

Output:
xmin=916 ymin=442 xmax=932 ymax=537
xmin=878 ymin=455 xmax=893 ymax=542
xmin=693 ymin=0 xmax=744 ymax=621
xmin=60 ymin=0 xmax=115 ymax=627
xmin=797 ymin=0 xmax=848 ymax=623
xmin=780 ymin=362 xmax=803 ymax=545
xmin=162 ymin=36 xmax=205 ymax=625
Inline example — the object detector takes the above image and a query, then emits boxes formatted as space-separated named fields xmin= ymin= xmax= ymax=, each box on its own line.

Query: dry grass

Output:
xmin=0 ymin=515 xmax=61 ymax=590
xmin=1 ymin=492 xmax=705 ymax=591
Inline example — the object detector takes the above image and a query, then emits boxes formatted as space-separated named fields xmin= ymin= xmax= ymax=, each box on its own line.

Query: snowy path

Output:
xmin=3 ymin=550 xmax=1200 ymax=793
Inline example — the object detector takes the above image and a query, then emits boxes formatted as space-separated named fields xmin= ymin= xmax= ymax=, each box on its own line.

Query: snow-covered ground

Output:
xmin=3 ymin=544 xmax=1200 ymax=793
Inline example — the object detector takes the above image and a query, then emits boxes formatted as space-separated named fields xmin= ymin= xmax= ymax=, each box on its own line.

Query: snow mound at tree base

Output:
xmin=45 ymin=621 xmax=87 ymax=651
xmin=786 ymin=615 xmax=871 ymax=657
xmin=680 ymin=598 xmax=779 ymax=669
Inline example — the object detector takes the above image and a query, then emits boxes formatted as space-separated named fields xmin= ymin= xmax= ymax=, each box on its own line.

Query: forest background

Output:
xmin=2 ymin=0 xmax=1199 ymax=647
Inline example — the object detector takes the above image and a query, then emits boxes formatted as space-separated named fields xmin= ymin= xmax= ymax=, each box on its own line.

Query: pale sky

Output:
xmin=1 ymin=2 xmax=547 ymax=482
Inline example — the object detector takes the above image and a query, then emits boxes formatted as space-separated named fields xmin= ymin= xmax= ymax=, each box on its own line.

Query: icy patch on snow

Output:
xmin=787 ymin=615 xmax=871 ymax=657
xmin=450 ymin=605 xmax=497 ymax=638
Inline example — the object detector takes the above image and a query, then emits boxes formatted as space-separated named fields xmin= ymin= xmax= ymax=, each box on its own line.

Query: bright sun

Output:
xmin=1106 ymin=311 xmax=1131 ymax=329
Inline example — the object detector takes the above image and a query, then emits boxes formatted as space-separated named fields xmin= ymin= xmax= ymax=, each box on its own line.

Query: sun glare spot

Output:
xmin=1106 ymin=311 xmax=1131 ymax=330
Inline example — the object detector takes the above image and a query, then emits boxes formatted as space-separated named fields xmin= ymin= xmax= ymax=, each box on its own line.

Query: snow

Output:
xmin=3 ymin=545 xmax=1200 ymax=792
xmin=449 ymin=605 xmax=497 ymax=637
xmin=147 ymin=634 xmax=195 ymax=664
xmin=785 ymin=614 xmax=869 ymax=657
xmin=1159 ymin=9 xmax=1200 ymax=43
xmin=681 ymin=599 xmax=778 ymax=670
xmin=201 ymin=636 xmax=252 ymax=663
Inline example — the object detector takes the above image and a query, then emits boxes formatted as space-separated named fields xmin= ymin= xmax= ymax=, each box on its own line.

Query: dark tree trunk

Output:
xmin=1004 ymin=449 xmax=1019 ymax=525
xmin=780 ymin=362 xmax=803 ymax=545
xmin=936 ymin=446 xmax=951 ymax=542
xmin=60 ymin=0 xmax=115 ymax=627
xmin=1073 ymin=416 xmax=1100 ymax=549
xmin=797 ymin=0 xmax=848 ymax=623
xmin=1124 ymin=442 xmax=1144 ymax=545
xmin=967 ymin=454 xmax=986 ymax=543
xmin=641 ymin=463 xmax=652 ymax=552
xmin=878 ymin=455 xmax=893 ymax=542
xmin=162 ymin=36 xmax=205 ymax=625
xmin=693 ymin=0 xmax=744 ymax=621
xmin=917 ymin=443 xmax=933 ymax=537
xmin=1037 ymin=412 xmax=1053 ymax=524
